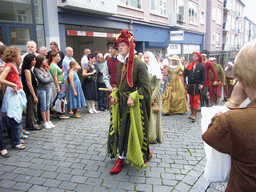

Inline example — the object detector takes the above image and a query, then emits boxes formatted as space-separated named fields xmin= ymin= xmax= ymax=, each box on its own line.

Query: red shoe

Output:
xmin=109 ymin=158 xmax=124 ymax=174
xmin=149 ymin=150 xmax=153 ymax=159
xmin=144 ymin=150 xmax=153 ymax=163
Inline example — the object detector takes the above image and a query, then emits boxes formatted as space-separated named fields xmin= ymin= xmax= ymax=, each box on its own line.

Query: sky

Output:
xmin=242 ymin=0 xmax=256 ymax=24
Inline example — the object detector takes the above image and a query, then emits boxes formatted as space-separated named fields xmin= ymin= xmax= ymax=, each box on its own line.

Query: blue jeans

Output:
xmin=37 ymin=89 xmax=51 ymax=111
xmin=7 ymin=117 xmax=21 ymax=147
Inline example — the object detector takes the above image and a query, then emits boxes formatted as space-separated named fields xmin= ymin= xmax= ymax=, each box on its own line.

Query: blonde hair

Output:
xmin=234 ymin=40 xmax=256 ymax=88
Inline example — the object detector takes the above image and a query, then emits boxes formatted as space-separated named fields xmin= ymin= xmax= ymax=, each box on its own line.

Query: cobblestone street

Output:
xmin=0 ymin=99 xmax=248 ymax=192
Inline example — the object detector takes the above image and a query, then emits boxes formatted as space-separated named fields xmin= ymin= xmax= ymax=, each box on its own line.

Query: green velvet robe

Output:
xmin=107 ymin=57 xmax=151 ymax=163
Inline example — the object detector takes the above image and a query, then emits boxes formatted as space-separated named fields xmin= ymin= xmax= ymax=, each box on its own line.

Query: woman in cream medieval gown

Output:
xmin=162 ymin=55 xmax=189 ymax=115
xmin=142 ymin=51 xmax=163 ymax=144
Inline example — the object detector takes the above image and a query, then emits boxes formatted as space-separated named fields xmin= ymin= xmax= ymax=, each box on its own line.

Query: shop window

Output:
xmin=0 ymin=1 xmax=32 ymax=23
xmin=118 ymin=0 xmax=142 ymax=9
xmin=188 ymin=1 xmax=198 ymax=24
xmin=10 ymin=27 xmax=30 ymax=52
xmin=34 ymin=0 xmax=44 ymax=24
xmin=151 ymin=0 xmax=167 ymax=15
xmin=36 ymin=25 xmax=45 ymax=47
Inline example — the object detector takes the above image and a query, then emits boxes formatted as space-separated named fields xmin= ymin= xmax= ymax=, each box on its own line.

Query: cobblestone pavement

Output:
xmin=0 ymin=99 xmax=249 ymax=192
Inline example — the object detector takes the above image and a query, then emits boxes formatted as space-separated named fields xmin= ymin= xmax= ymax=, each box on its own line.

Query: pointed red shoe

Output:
xmin=110 ymin=158 xmax=124 ymax=174
xmin=144 ymin=150 xmax=153 ymax=163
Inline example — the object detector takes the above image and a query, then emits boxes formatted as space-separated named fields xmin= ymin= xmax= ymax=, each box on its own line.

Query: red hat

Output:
xmin=114 ymin=29 xmax=136 ymax=87
xmin=187 ymin=52 xmax=203 ymax=71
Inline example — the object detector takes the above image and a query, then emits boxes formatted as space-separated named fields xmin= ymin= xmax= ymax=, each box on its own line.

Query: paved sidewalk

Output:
xmin=0 ymin=99 xmax=248 ymax=192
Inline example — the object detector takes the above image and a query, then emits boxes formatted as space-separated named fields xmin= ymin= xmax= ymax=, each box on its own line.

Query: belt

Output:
xmin=119 ymin=91 xmax=131 ymax=97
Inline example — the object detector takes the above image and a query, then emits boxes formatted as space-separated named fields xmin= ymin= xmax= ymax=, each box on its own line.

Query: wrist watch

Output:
xmin=228 ymin=99 xmax=240 ymax=107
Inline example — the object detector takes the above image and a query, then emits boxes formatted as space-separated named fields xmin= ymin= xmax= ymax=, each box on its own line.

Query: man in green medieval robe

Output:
xmin=107 ymin=29 xmax=152 ymax=174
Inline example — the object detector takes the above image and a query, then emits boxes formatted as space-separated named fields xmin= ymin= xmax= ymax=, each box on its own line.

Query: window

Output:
xmin=151 ymin=0 xmax=167 ymax=15
xmin=232 ymin=0 xmax=235 ymax=11
xmin=227 ymin=34 xmax=230 ymax=45
xmin=176 ymin=0 xmax=184 ymax=20
xmin=231 ymin=35 xmax=235 ymax=46
xmin=118 ymin=0 xmax=142 ymax=9
xmin=34 ymin=0 xmax=43 ymax=24
xmin=232 ymin=16 xmax=236 ymax=29
xmin=200 ymin=11 xmax=205 ymax=24
xmin=229 ymin=15 xmax=232 ymax=29
xmin=212 ymin=7 xmax=216 ymax=21
xmin=212 ymin=33 xmax=215 ymax=44
xmin=189 ymin=1 xmax=198 ymax=24
xmin=216 ymin=33 xmax=221 ymax=46
xmin=217 ymin=8 xmax=222 ymax=25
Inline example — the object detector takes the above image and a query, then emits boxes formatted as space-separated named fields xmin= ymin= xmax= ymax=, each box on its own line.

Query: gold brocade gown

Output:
xmin=162 ymin=65 xmax=189 ymax=115
xmin=148 ymin=74 xmax=163 ymax=144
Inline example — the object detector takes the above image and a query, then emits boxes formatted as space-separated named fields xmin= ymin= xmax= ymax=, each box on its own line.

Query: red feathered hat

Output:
xmin=187 ymin=52 xmax=203 ymax=71
xmin=114 ymin=29 xmax=136 ymax=87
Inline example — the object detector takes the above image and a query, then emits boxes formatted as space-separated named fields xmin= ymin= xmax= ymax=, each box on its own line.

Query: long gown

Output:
xmin=148 ymin=74 xmax=163 ymax=143
xmin=162 ymin=65 xmax=189 ymax=115
xmin=107 ymin=57 xmax=151 ymax=163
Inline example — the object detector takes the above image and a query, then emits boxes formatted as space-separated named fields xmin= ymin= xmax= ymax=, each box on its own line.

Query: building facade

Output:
xmin=244 ymin=17 xmax=256 ymax=45
xmin=207 ymin=0 xmax=245 ymax=66
xmin=0 ymin=0 xmax=255 ymax=65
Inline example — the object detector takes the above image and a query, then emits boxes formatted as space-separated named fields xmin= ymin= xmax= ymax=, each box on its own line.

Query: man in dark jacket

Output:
xmin=183 ymin=52 xmax=206 ymax=121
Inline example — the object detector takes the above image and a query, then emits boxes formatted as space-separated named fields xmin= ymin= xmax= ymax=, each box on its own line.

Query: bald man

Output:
xmin=81 ymin=48 xmax=91 ymax=70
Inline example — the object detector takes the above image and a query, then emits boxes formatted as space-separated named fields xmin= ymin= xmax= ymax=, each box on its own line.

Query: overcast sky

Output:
xmin=242 ymin=0 xmax=256 ymax=23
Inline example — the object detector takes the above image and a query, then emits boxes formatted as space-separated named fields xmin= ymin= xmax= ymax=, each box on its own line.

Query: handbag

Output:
xmin=83 ymin=63 xmax=93 ymax=82
xmin=83 ymin=75 xmax=91 ymax=82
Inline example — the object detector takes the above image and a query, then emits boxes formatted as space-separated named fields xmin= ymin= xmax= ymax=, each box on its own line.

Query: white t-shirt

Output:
xmin=81 ymin=55 xmax=89 ymax=70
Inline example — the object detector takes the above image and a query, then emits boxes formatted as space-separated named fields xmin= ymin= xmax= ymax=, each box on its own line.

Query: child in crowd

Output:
xmin=68 ymin=61 xmax=86 ymax=118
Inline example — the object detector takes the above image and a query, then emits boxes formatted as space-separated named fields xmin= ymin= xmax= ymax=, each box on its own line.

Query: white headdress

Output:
xmin=142 ymin=51 xmax=162 ymax=79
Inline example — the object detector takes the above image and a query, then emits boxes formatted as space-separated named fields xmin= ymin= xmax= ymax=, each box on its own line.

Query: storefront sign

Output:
xmin=67 ymin=30 xmax=118 ymax=38
xmin=170 ymin=31 xmax=184 ymax=41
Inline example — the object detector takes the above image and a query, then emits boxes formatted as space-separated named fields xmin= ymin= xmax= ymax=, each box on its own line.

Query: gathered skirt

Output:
xmin=82 ymin=79 xmax=97 ymax=101
xmin=162 ymin=79 xmax=189 ymax=115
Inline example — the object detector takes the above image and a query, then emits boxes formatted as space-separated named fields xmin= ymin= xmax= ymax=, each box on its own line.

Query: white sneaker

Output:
xmin=44 ymin=122 xmax=51 ymax=129
xmin=48 ymin=121 xmax=55 ymax=128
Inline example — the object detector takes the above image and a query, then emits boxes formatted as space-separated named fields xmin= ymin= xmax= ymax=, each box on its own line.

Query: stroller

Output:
xmin=52 ymin=92 xmax=67 ymax=114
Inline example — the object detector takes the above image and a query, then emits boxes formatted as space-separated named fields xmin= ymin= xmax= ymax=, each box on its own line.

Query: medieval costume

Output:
xmin=183 ymin=52 xmax=206 ymax=121
xmin=223 ymin=62 xmax=235 ymax=100
xmin=103 ymin=54 xmax=119 ymax=109
xmin=201 ymin=57 xmax=217 ymax=107
xmin=142 ymin=51 xmax=163 ymax=144
xmin=162 ymin=55 xmax=189 ymax=115
xmin=209 ymin=58 xmax=226 ymax=106
xmin=107 ymin=30 xmax=152 ymax=173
